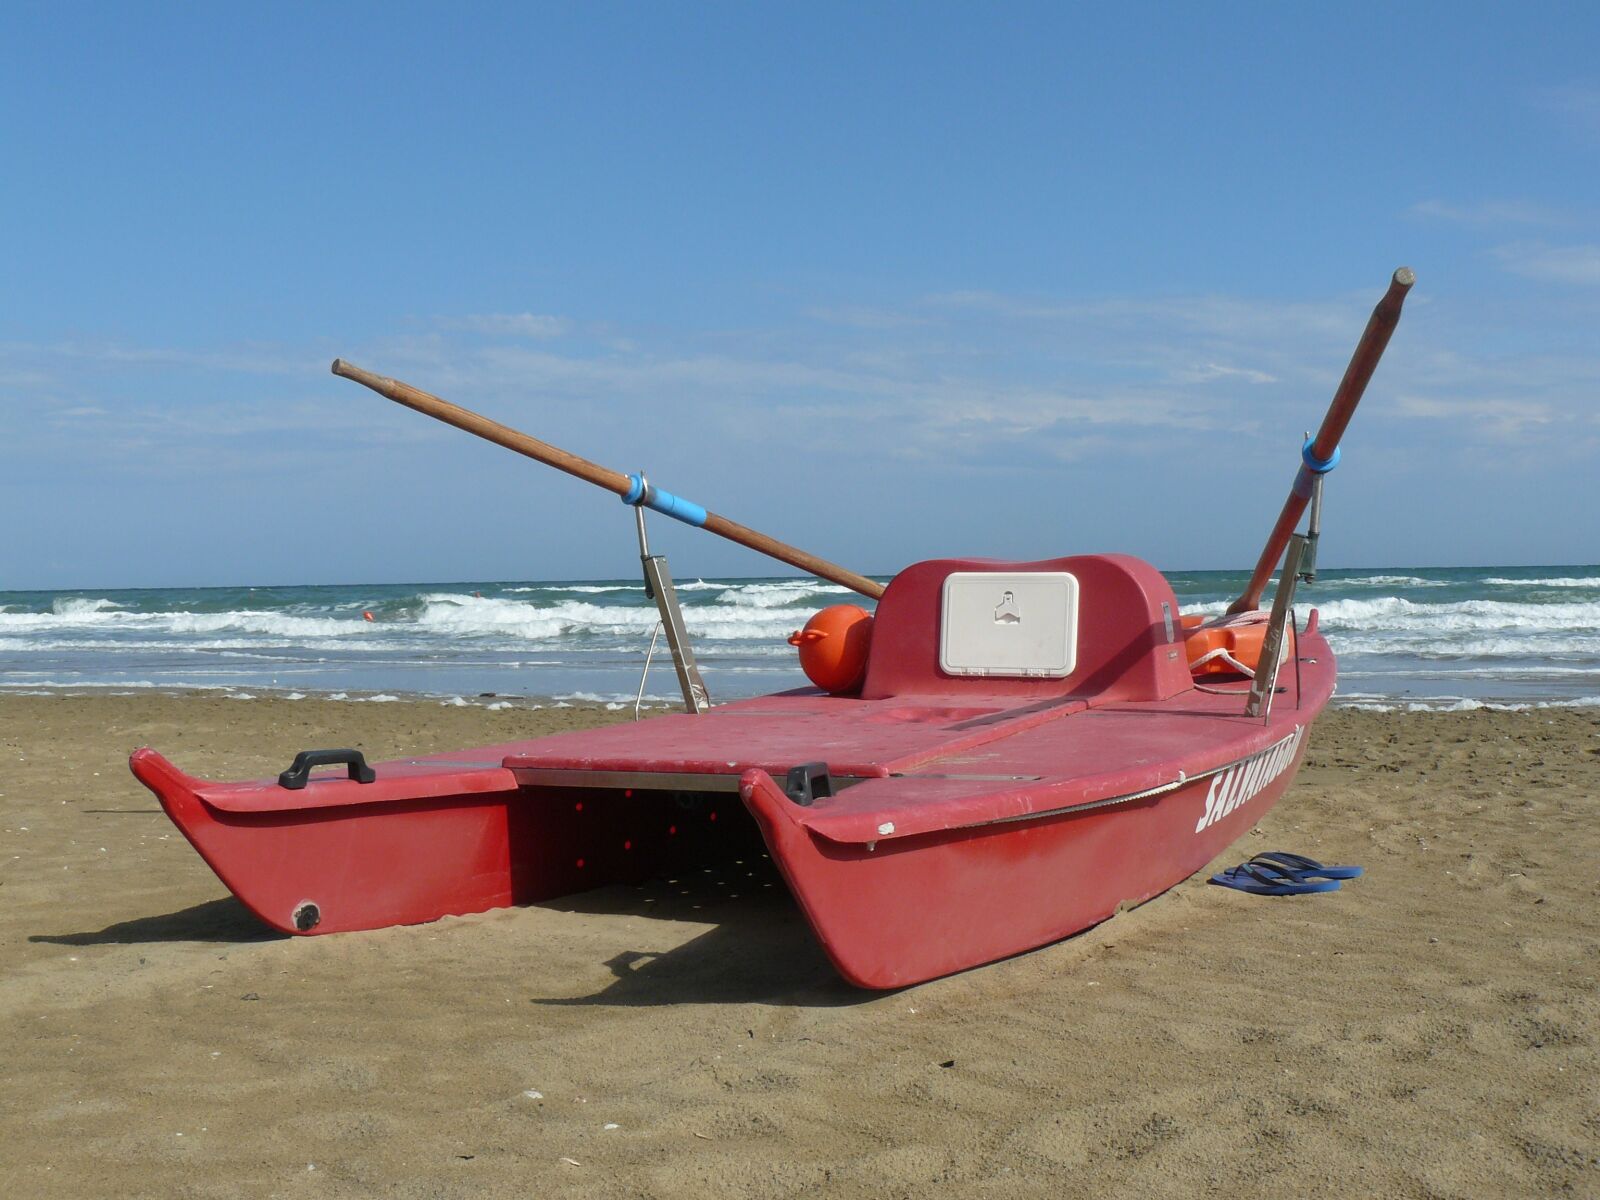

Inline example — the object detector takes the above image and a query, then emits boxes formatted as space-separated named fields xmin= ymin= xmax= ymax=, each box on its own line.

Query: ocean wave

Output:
xmin=1329 ymin=633 xmax=1600 ymax=659
xmin=6 ymin=572 xmax=1595 ymax=706
xmin=1336 ymin=575 xmax=1450 ymax=588
xmin=505 ymin=584 xmax=634 ymax=594
xmin=715 ymin=580 xmax=854 ymax=608
xmin=1482 ymin=576 xmax=1600 ymax=589
xmin=0 ymin=607 xmax=372 ymax=638
xmin=555 ymin=690 xmax=680 ymax=704
xmin=1314 ymin=596 xmax=1600 ymax=631
xmin=53 ymin=597 xmax=125 ymax=615
xmin=168 ymin=611 xmax=370 ymax=637
xmin=1334 ymin=694 xmax=1600 ymax=712
xmin=1340 ymin=665 xmax=1600 ymax=679
xmin=0 ymin=636 xmax=419 ymax=654
xmin=413 ymin=593 xmax=813 ymax=641
xmin=0 ymin=679 xmax=214 ymax=690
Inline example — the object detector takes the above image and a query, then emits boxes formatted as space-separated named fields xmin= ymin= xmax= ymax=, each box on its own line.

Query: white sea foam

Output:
xmin=505 ymin=584 xmax=633 ymax=594
xmin=1314 ymin=596 xmax=1600 ymax=632
xmin=0 ymin=680 xmax=227 ymax=690
xmin=413 ymin=592 xmax=812 ymax=641
xmin=552 ymin=690 xmax=677 ymax=704
xmin=0 ymin=607 xmax=370 ymax=638
xmin=1334 ymin=694 xmax=1600 ymax=712
xmin=1482 ymin=576 xmax=1600 ymax=589
xmin=1337 ymin=575 xmax=1449 ymax=588
xmin=1331 ymin=634 xmax=1600 ymax=660
xmin=1342 ymin=665 xmax=1600 ymax=679
xmin=4 ymin=570 xmax=1593 ymax=706
xmin=53 ymin=597 xmax=124 ymax=615
xmin=716 ymin=581 xmax=852 ymax=607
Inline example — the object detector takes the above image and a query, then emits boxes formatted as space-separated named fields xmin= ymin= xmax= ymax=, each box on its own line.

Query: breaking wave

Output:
xmin=1314 ymin=596 xmax=1600 ymax=632
xmin=4 ymin=566 xmax=1597 ymax=704
xmin=1482 ymin=576 xmax=1600 ymax=589
xmin=1337 ymin=575 xmax=1449 ymax=588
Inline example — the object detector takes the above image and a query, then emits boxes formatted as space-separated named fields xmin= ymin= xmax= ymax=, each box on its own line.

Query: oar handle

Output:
xmin=332 ymin=359 xmax=634 ymax=496
xmin=1228 ymin=268 xmax=1414 ymax=614
xmin=1307 ymin=267 xmax=1415 ymax=464
xmin=331 ymin=359 xmax=887 ymax=600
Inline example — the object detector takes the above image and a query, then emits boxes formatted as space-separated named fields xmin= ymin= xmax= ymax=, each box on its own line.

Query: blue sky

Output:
xmin=3 ymin=2 xmax=1598 ymax=588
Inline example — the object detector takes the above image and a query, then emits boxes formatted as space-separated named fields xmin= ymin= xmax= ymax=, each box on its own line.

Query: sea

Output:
xmin=2 ymin=566 xmax=1598 ymax=712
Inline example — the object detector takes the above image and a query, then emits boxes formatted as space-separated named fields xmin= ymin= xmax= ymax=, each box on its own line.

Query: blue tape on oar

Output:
xmin=621 ymin=473 xmax=709 ymax=528
xmin=1301 ymin=438 xmax=1341 ymax=473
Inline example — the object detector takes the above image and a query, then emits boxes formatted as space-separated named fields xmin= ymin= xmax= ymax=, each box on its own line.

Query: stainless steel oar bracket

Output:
xmin=631 ymin=475 xmax=710 ymax=715
xmin=1246 ymin=534 xmax=1306 ymax=721
xmin=1298 ymin=433 xmax=1324 ymax=584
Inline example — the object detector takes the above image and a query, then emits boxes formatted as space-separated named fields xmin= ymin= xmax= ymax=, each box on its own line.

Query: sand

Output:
xmin=1 ymin=694 xmax=1596 ymax=1198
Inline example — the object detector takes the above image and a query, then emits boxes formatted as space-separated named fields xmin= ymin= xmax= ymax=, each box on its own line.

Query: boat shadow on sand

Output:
xmin=30 ymin=896 xmax=286 ymax=947
xmin=525 ymin=856 xmax=868 ymax=1008
xmin=30 ymin=859 xmax=866 ymax=1007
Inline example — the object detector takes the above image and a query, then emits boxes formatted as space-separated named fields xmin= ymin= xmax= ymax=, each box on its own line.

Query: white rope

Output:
xmin=1187 ymin=646 xmax=1257 ymax=677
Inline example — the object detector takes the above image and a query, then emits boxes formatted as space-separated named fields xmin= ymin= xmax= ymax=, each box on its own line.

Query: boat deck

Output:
xmin=189 ymin=642 xmax=1332 ymax=845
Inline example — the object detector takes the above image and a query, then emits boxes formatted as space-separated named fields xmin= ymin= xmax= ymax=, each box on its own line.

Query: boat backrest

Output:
xmin=860 ymin=555 xmax=1191 ymax=704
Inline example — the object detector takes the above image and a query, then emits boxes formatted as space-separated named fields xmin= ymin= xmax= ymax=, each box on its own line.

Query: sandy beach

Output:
xmin=2 ymin=694 xmax=1595 ymax=1198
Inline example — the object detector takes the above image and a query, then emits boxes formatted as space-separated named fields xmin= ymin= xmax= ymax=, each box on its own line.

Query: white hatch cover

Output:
xmin=939 ymin=572 xmax=1080 ymax=678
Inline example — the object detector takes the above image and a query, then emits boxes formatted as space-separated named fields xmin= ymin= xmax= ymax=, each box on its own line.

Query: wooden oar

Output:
xmin=1227 ymin=268 xmax=1414 ymax=614
xmin=331 ymin=359 xmax=887 ymax=600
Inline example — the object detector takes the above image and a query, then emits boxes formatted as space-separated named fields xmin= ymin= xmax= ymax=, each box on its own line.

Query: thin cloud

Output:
xmin=439 ymin=313 xmax=573 ymax=339
xmin=1392 ymin=394 xmax=1554 ymax=437
xmin=0 ymin=338 xmax=313 ymax=376
xmin=922 ymin=289 xmax=1357 ymax=340
xmin=804 ymin=305 xmax=935 ymax=331
xmin=11 ymin=276 xmax=1599 ymax=486
xmin=1170 ymin=362 xmax=1278 ymax=385
xmin=1493 ymin=242 xmax=1600 ymax=285
xmin=1536 ymin=82 xmax=1600 ymax=139
xmin=1409 ymin=199 xmax=1567 ymax=227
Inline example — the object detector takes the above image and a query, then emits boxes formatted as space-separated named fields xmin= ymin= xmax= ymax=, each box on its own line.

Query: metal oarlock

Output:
xmin=1246 ymin=534 xmax=1306 ymax=721
xmin=631 ymin=475 xmax=710 ymax=715
xmin=1298 ymin=434 xmax=1324 ymax=584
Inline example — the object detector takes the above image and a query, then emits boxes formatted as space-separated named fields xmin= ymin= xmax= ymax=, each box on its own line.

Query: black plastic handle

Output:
xmin=784 ymin=761 xmax=834 ymax=807
xmin=277 ymin=749 xmax=377 ymax=790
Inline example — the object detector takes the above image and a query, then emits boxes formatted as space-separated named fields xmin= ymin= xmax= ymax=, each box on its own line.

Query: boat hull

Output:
xmin=130 ymin=697 xmax=1319 ymax=986
xmin=740 ymin=732 xmax=1310 ymax=988
xmin=128 ymin=556 xmax=1335 ymax=988
xmin=129 ymin=749 xmax=764 ymax=937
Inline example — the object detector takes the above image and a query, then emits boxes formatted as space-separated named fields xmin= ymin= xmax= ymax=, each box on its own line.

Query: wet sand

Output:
xmin=1 ymin=695 xmax=1596 ymax=1197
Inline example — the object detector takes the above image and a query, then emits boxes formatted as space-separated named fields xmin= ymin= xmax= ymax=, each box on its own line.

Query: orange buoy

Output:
xmin=788 ymin=605 xmax=873 ymax=695
xmin=363 ymin=611 xmax=374 ymax=622
xmin=1182 ymin=613 xmax=1275 ymax=677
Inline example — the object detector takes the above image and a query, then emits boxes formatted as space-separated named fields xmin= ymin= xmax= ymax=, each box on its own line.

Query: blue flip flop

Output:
xmin=1209 ymin=860 xmax=1342 ymax=896
xmin=1250 ymin=851 xmax=1364 ymax=881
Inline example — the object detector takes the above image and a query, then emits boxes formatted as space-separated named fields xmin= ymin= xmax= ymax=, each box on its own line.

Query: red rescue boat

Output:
xmin=131 ymin=270 xmax=1413 ymax=989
